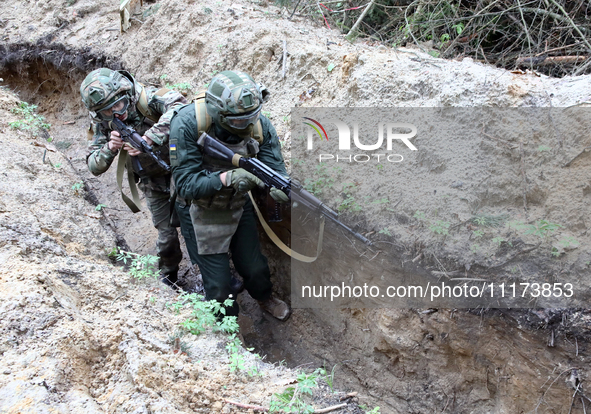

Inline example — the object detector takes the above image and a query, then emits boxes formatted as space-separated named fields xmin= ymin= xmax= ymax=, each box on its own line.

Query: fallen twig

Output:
xmin=223 ymin=399 xmax=348 ymax=414
xmin=516 ymin=55 xmax=587 ymax=66
xmin=339 ymin=392 xmax=358 ymax=401
xmin=314 ymin=403 xmax=348 ymax=413
xmin=224 ymin=399 xmax=268 ymax=412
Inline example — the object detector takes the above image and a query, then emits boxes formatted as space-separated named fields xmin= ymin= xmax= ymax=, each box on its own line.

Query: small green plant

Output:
xmin=371 ymin=198 xmax=389 ymax=205
xmin=53 ymin=163 xmax=62 ymax=169
xmin=452 ymin=22 xmax=464 ymax=35
xmin=116 ymin=249 xmax=160 ymax=280
xmin=9 ymin=102 xmax=51 ymax=137
xmin=440 ymin=33 xmax=450 ymax=42
xmin=472 ymin=214 xmax=509 ymax=227
xmin=269 ymin=368 xmax=323 ymax=413
xmin=226 ymin=334 xmax=247 ymax=372
xmin=169 ymin=293 xmax=262 ymax=374
xmin=170 ymin=82 xmax=192 ymax=92
xmin=523 ymin=220 xmax=562 ymax=240
xmin=72 ymin=182 xmax=84 ymax=195
xmin=538 ymin=145 xmax=551 ymax=152
xmin=492 ymin=237 xmax=512 ymax=247
xmin=166 ymin=301 xmax=184 ymax=314
xmin=429 ymin=220 xmax=450 ymax=235
xmin=366 ymin=407 xmax=381 ymax=414
xmin=379 ymin=228 xmax=392 ymax=236
xmin=170 ymin=293 xmax=239 ymax=335
xmin=303 ymin=164 xmax=336 ymax=196
xmin=106 ymin=247 xmax=118 ymax=258
xmin=428 ymin=51 xmax=440 ymax=58
xmin=472 ymin=229 xmax=484 ymax=239
xmin=324 ymin=365 xmax=337 ymax=391
xmin=282 ymin=115 xmax=289 ymax=123
xmin=376 ymin=164 xmax=384 ymax=170
xmin=556 ymin=236 xmax=579 ymax=250
xmin=327 ymin=63 xmax=336 ymax=72
xmin=470 ymin=243 xmax=480 ymax=253
xmin=262 ymin=111 xmax=272 ymax=118
xmin=338 ymin=183 xmax=362 ymax=213
xmin=551 ymin=247 xmax=561 ymax=257
xmin=226 ymin=333 xmax=259 ymax=377
xmin=95 ymin=204 xmax=107 ymax=211
xmin=168 ymin=329 xmax=191 ymax=356
xmin=160 ymin=75 xmax=192 ymax=92
xmin=414 ymin=210 xmax=427 ymax=221
xmin=339 ymin=194 xmax=362 ymax=213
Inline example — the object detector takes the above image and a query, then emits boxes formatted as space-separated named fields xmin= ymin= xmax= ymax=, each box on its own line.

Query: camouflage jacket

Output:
xmin=86 ymin=86 xmax=187 ymax=178
xmin=169 ymin=105 xmax=287 ymax=202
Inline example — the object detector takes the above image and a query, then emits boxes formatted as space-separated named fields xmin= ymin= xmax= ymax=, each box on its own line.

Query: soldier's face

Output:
xmin=110 ymin=101 xmax=128 ymax=120
xmin=98 ymin=97 xmax=130 ymax=121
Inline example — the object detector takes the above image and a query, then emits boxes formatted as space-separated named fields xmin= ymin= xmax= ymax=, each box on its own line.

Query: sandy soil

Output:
xmin=2 ymin=0 xmax=591 ymax=412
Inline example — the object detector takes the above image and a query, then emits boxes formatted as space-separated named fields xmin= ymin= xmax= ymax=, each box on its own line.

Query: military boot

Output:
xmin=229 ymin=276 xmax=244 ymax=295
xmin=258 ymin=297 xmax=291 ymax=321
xmin=160 ymin=271 xmax=179 ymax=289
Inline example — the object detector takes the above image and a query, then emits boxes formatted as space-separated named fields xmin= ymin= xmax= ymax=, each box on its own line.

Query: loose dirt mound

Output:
xmin=2 ymin=0 xmax=591 ymax=412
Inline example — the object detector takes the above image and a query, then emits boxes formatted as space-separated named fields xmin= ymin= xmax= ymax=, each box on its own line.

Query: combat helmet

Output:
xmin=205 ymin=71 xmax=269 ymax=133
xmin=80 ymin=68 xmax=136 ymax=121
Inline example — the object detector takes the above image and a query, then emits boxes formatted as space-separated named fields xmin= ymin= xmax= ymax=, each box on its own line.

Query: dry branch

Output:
xmin=346 ymin=0 xmax=375 ymax=37
xmin=224 ymin=399 xmax=268 ymax=412
xmin=516 ymin=55 xmax=587 ymax=66
xmin=223 ymin=399 xmax=349 ymax=413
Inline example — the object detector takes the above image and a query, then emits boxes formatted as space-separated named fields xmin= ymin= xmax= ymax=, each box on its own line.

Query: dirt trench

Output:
xmin=3 ymin=39 xmax=591 ymax=414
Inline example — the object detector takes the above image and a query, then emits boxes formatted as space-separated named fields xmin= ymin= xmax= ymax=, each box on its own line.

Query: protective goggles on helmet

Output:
xmin=222 ymin=105 xmax=262 ymax=130
xmin=96 ymin=96 xmax=130 ymax=120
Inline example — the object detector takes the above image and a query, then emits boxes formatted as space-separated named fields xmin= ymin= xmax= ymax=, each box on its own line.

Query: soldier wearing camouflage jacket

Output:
xmin=81 ymin=68 xmax=189 ymax=286
xmin=170 ymin=70 xmax=291 ymax=320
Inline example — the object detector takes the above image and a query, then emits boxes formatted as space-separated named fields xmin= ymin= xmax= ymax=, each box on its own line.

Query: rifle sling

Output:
xmin=248 ymin=192 xmax=324 ymax=263
xmin=116 ymin=150 xmax=143 ymax=213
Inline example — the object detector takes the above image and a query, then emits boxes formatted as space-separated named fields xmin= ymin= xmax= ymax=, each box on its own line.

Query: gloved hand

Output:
xmin=226 ymin=168 xmax=264 ymax=193
xmin=270 ymin=187 xmax=289 ymax=203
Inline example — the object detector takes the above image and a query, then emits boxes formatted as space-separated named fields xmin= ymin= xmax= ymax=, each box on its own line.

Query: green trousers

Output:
xmin=177 ymin=199 xmax=273 ymax=316
xmin=142 ymin=185 xmax=182 ymax=276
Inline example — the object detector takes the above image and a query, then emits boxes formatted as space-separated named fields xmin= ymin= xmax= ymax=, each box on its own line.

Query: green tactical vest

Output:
xmin=191 ymin=90 xmax=264 ymax=210
xmin=189 ymin=91 xmax=265 ymax=255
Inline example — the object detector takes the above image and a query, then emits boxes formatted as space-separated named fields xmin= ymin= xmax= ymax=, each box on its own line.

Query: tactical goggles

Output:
xmin=222 ymin=106 xmax=262 ymax=130
xmin=97 ymin=96 xmax=130 ymax=120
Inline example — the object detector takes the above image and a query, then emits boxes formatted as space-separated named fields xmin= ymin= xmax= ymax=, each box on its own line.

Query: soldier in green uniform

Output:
xmin=169 ymin=70 xmax=290 ymax=320
xmin=80 ymin=68 xmax=190 ymax=287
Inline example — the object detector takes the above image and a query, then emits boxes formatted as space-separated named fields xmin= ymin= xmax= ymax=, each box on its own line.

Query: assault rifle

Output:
xmin=110 ymin=117 xmax=171 ymax=174
xmin=197 ymin=132 xmax=373 ymax=247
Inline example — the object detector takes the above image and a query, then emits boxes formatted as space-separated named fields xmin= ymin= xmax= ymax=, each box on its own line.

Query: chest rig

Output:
xmin=110 ymin=83 xmax=172 ymax=179
xmin=192 ymin=90 xmax=263 ymax=210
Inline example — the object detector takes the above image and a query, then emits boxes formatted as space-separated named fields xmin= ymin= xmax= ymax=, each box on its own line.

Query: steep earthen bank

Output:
xmin=2 ymin=0 xmax=591 ymax=412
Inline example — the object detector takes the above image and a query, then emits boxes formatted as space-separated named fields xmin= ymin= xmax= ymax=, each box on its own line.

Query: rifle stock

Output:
xmin=197 ymin=132 xmax=373 ymax=247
